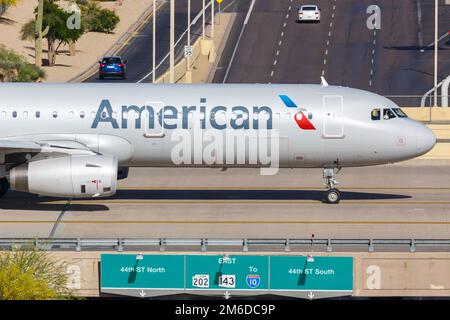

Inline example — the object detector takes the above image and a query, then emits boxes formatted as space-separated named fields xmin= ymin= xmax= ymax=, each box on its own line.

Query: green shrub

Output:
xmin=0 ymin=249 xmax=75 ymax=300
xmin=0 ymin=45 xmax=45 ymax=82
xmin=81 ymin=2 xmax=120 ymax=33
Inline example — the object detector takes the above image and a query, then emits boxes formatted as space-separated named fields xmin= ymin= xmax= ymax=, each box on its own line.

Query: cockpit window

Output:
xmin=371 ymin=109 xmax=381 ymax=120
xmin=383 ymin=108 xmax=397 ymax=120
xmin=371 ymin=108 xmax=381 ymax=120
xmin=392 ymin=108 xmax=408 ymax=118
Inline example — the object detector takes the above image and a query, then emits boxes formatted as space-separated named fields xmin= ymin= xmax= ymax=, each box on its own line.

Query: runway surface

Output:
xmin=1 ymin=160 xmax=450 ymax=240
xmin=214 ymin=0 xmax=450 ymax=106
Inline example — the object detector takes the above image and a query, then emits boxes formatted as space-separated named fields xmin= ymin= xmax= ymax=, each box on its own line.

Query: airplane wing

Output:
xmin=0 ymin=139 xmax=97 ymax=158
xmin=0 ymin=140 xmax=43 ymax=151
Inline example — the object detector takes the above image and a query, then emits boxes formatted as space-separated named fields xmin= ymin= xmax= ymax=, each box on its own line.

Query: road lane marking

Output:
xmin=48 ymin=199 xmax=71 ymax=238
xmin=42 ymin=200 xmax=450 ymax=205
xmin=417 ymin=0 xmax=424 ymax=48
xmin=2 ymin=220 xmax=450 ymax=225
xmin=112 ymin=185 xmax=450 ymax=192
xmin=116 ymin=186 xmax=450 ymax=191
xmin=223 ymin=0 xmax=256 ymax=83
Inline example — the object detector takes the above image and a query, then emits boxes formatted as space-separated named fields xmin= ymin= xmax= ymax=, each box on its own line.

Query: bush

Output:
xmin=0 ymin=45 xmax=45 ymax=82
xmin=0 ymin=249 xmax=75 ymax=300
xmin=81 ymin=2 xmax=120 ymax=33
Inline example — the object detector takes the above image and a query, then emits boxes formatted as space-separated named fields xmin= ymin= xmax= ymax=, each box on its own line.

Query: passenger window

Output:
xmin=36 ymin=111 xmax=40 ymax=118
xmin=80 ymin=111 xmax=85 ymax=118
xmin=308 ymin=113 xmax=313 ymax=120
xmin=12 ymin=111 xmax=17 ymax=118
xmin=53 ymin=111 xmax=58 ymax=118
xmin=383 ymin=108 xmax=396 ymax=120
xmin=371 ymin=108 xmax=380 ymax=120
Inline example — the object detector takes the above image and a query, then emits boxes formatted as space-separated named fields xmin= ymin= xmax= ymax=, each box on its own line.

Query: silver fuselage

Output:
xmin=0 ymin=83 xmax=436 ymax=169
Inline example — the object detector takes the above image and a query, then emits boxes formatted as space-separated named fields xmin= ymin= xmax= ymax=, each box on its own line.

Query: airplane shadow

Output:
xmin=0 ymin=192 xmax=108 ymax=211
xmin=110 ymin=189 xmax=411 ymax=201
xmin=0 ymin=189 xmax=411 ymax=211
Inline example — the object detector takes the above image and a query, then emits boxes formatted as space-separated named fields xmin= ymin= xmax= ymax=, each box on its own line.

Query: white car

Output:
xmin=298 ymin=5 xmax=321 ymax=22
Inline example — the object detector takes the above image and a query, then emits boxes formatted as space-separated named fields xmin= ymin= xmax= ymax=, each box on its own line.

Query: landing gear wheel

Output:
xmin=326 ymin=189 xmax=340 ymax=204
xmin=0 ymin=177 xmax=10 ymax=198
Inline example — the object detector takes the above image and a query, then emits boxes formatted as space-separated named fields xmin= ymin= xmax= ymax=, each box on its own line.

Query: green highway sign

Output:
xmin=185 ymin=255 xmax=268 ymax=291
xmin=270 ymin=256 xmax=353 ymax=292
xmin=100 ymin=254 xmax=353 ymax=298
xmin=100 ymin=254 xmax=184 ymax=291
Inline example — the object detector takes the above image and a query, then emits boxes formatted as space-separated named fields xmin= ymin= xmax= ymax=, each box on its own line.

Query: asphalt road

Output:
xmin=85 ymin=0 xmax=206 ymax=83
xmin=2 ymin=160 xmax=450 ymax=240
xmin=214 ymin=0 xmax=450 ymax=106
xmin=84 ymin=0 xmax=249 ymax=83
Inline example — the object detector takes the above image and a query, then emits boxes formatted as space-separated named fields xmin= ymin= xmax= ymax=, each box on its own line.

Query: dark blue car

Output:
xmin=98 ymin=56 xmax=127 ymax=80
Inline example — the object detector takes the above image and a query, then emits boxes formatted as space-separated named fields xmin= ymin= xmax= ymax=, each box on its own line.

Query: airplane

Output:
xmin=0 ymin=81 xmax=436 ymax=204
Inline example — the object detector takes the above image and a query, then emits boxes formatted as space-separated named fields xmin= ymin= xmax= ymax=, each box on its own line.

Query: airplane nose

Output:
xmin=417 ymin=125 xmax=436 ymax=156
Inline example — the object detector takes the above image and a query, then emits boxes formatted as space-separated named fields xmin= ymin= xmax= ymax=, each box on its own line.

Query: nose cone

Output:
xmin=417 ymin=125 xmax=436 ymax=156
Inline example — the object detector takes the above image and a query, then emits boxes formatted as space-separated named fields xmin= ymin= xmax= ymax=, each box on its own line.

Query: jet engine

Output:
xmin=9 ymin=155 xmax=118 ymax=198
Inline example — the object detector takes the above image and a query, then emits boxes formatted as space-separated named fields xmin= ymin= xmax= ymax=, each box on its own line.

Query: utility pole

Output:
xmin=170 ymin=0 xmax=175 ymax=83
xmin=152 ymin=0 xmax=156 ymax=83
xmin=434 ymin=0 xmax=438 ymax=106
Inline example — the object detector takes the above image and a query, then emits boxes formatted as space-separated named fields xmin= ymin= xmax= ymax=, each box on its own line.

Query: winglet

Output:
xmin=321 ymin=76 xmax=329 ymax=87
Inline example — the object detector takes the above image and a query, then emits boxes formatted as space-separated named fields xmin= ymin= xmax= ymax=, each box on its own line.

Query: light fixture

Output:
xmin=136 ymin=253 xmax=144 ymax=260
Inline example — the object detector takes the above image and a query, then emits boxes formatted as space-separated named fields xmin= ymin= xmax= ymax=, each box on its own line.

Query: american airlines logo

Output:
xmin=279 ymin=95 xmax=316 ymax=130
xmin=91 ymin=99 xmax=273 ymax=130
xmin=90 ymin=96 xmax=315 ymax=131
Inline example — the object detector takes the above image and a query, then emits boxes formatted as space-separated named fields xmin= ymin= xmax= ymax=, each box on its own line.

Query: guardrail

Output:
xmin=1 ymin=238 xmax=450 ymax=253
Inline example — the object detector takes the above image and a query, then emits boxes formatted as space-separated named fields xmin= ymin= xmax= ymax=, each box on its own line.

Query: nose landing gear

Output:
xmin=323 ymin=167 xmax=341 ymax=204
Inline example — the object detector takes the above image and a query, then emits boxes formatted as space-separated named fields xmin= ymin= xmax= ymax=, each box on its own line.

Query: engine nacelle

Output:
xmin=9 ymin=155 xmax=118 ymax=198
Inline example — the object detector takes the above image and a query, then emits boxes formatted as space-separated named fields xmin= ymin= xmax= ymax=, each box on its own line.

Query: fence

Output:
xmin=1 ymin=238 xmax=450 ymax=253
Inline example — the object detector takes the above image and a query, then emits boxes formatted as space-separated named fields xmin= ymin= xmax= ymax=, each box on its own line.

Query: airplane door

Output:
xmin=322 ymin=95 xmax=344 ymax=138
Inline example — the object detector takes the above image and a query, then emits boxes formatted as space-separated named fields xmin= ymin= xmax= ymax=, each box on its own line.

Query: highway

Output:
xmin=1 ymin=160 xmax=450 ymax=240
xmin=214 ymin=0 xmax=450 ymax=106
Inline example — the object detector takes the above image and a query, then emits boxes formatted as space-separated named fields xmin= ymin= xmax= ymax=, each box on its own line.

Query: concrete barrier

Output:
xmin=403 ymin=107 xmax=450 ymax=122
xmin=45 ymin=251 xmax=450 ymax=297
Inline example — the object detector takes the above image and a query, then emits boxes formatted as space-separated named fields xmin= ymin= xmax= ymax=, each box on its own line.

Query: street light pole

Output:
xmin=202 ymin=0 xmax=205 ymax=40
xmin=434 ymin=0 xmax=438 ymax=106
xmin=152 ymin=0 xmax=156 ymax=83
xmin=170 ymin=0 xmax=175 ymax=83
xmin=211 ymin=0 xmax=215 ymax=39
xmin=187 ymin=0 xmax=191 ymax=73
